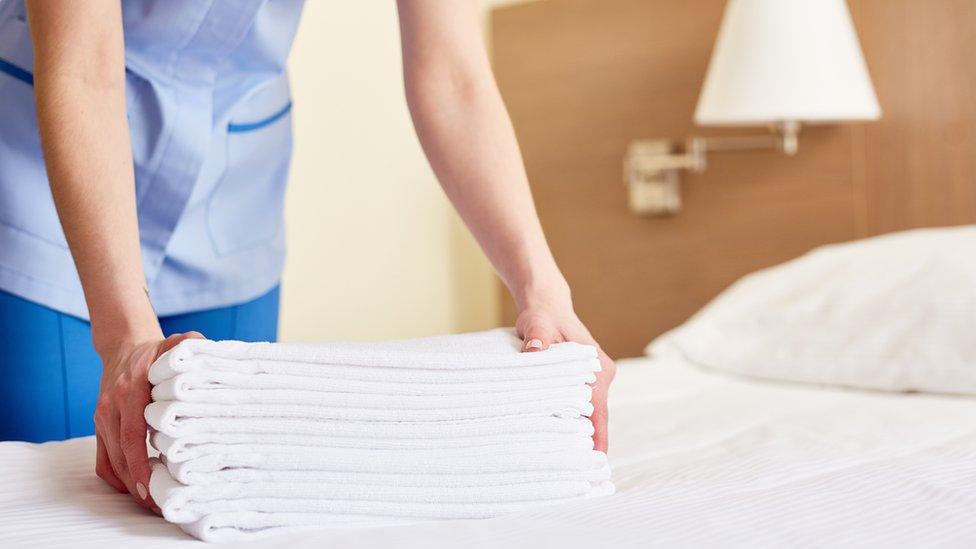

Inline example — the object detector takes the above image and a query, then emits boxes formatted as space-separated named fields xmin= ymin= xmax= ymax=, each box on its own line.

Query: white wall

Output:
xmin=279 ymin=1 xmax=520 ymax=342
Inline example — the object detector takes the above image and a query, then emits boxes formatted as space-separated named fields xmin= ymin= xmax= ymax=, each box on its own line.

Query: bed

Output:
xmin=6 ymin=226 xmax=975 ymax=547
xmin=3 ymin=353 xmax=975 ymax=548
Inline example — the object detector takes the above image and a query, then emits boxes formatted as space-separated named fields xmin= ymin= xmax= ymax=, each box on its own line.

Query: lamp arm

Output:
xmin=687 ymin=121 xmax=801 ymax=171
xmin=623 ymin=121 xmax=803 ymax=216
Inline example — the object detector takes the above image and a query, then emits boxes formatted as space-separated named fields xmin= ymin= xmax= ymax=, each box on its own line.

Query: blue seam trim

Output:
xmin=0 ymin=56 xmax=34 ymax=86
xmin=57 ymin=314 xmax=71 ymax=439
xmin=227 ymin=102 xmax=292 ymax=133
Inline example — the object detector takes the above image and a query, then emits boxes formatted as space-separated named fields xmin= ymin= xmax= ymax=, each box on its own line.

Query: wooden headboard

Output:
xmin=492 ymin=0 xmax=976 ymax=358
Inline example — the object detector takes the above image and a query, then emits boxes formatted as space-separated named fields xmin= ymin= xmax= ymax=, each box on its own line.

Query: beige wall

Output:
xmin=279 ymin=1 xmax=520 ymax=342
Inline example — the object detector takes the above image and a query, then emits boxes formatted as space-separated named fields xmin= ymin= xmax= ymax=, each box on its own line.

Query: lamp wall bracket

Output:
xmin=623 ymin=121 xmax=801 ymax=216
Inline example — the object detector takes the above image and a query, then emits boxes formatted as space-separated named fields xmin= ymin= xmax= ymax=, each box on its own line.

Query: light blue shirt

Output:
xmin=0 ymin=0 xmax=304 ymax=319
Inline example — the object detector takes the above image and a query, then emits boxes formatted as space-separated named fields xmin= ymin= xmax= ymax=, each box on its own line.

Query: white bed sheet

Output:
xmin=3 ymin=357 xmax=976 ymax=548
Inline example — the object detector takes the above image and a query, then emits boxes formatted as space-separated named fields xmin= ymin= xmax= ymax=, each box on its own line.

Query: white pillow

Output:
xmin=647 ymin=226 xmax=976 ymax=394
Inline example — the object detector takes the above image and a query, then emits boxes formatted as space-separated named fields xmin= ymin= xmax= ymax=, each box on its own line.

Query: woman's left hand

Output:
xmin=395 ymin=0 xmax=614 ymax=450
xmin=516 ymin=294 xmax=616 ymax=453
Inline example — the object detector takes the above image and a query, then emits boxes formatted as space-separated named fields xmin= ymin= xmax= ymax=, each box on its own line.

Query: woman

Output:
xmin=0 ymin=0 xmax=615 ymax=511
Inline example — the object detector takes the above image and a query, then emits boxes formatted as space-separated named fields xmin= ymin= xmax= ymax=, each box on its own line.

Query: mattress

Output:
xmin=2 ymin=356 xmax=975 ymax=548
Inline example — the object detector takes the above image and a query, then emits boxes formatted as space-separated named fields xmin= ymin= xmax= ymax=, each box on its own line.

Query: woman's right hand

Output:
xmin=22 ymin=0 xmax=204 ymax=510
xmin=93 ymin=331 xmax=203 ymax=512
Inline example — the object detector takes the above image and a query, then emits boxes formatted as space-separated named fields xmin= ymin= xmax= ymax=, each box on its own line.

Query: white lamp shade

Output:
xmin=695 ymin=0 xmax=881 ymax=126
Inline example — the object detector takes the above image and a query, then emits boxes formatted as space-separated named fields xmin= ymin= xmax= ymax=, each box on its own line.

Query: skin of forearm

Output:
xmin=402 ymin=48 xmax=568 ymax=311
xmin=27 ymin=2 xmax=160 ymax=357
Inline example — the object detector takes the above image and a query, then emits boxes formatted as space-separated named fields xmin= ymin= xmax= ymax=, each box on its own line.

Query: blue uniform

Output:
xmin=0 ymin=0 xmax=304 ymax=441
xmin=0 ymin=286 xmax=280 ymax=442
xmin=0 ymin=0 xmax=304 ymax=318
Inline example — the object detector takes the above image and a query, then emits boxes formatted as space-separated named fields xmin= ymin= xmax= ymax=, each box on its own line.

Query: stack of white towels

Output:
xmin=145 ymin=329 xmax=613 ymax=542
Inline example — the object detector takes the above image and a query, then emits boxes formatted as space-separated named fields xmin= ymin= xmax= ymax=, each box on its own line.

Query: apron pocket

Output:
xmin=207 ymin=78 xmax=293 ymax=256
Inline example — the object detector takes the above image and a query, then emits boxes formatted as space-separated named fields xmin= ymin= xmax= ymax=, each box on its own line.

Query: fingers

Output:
xmin=561 ymin=331 xmax=613 ymax=453
xmin=102 ymin=406 xmax=136 ymax=497
xmin=518 ymin=316 xmax=615 ymax=450
xmin=590 ymin=385 xmax=609 ymax=453
xmin=93 ymin=334 xmax=193 ymax=513
xmin=518 ymin=319 xmax=557 ymax=352
xmin=121 ymin=375 xmax=155 ymax=509
xmin=95 ymin=434 xmax=126 ymax=493
xmin=596 ymin=348 xmax=617 ymax=386
xmin=521 ymin=319 xmax=615 ymax=452
xmin=158 ymin=331 xmax=205 ymax=356
xmin=591 ymin=348 xmax=616 ymax=451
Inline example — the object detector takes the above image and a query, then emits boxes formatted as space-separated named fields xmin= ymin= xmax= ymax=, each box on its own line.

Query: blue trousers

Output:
xmin=0 ymin=286 xmax=280 ymax=443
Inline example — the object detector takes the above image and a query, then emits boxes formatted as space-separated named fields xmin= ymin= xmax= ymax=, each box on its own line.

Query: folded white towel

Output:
xmin=151 ymin=357 xmax=599 ymax=384
xmin=150 ymin=329 xmax=597 ymax=378
xmin=150 ymin=461 xmax=615 ymax=542
xmin=147 ymin=413 xmax=593 ymax=440
xmin=150 ymin=380 xmax=592 ymax=407
xmin=148 ymin=329 xmax=599 ymax=388
xmin=153 ymin=433 xmax=594 ymax=465
xmin=173 ymin=461 xmax=613 ymax=486
xmin=164 ymin=447 xmax=610 ymax=485
xmin=151 ymin=369 xmax=597 ymax=398
xmin=152 ymin=461 xmax=609 ymax=521
xmin=150 ymin=430 xmax=592 ymax=461
xmin=145 ymin=399 xmax=592 ymax=434
xmin=177 ymin=511 xmax=419 ymax=543
xmin=146 ymin=329 xmax=612 ymax=542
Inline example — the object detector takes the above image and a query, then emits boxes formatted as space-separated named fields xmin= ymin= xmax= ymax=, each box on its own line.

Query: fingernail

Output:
xmin=525 ymin=338 xmax=543 ymax=350
xmin=136 ymin=482 xmax=148 ymax=500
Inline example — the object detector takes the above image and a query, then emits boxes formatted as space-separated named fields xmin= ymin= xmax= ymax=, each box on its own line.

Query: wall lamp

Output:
xmin=625 ymin=0 xmax=881 ymax=215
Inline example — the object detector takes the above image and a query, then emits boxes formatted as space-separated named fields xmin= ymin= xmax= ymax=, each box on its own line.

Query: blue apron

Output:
xmin=0 ymin=0 xmax=304 ymax=319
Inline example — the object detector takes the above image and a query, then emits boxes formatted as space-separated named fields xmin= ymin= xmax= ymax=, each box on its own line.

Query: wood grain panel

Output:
xmin=492 ymin=0 xmax=976 ymax=358
xmin=854 ymin=0 xmax=976 ymax=234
